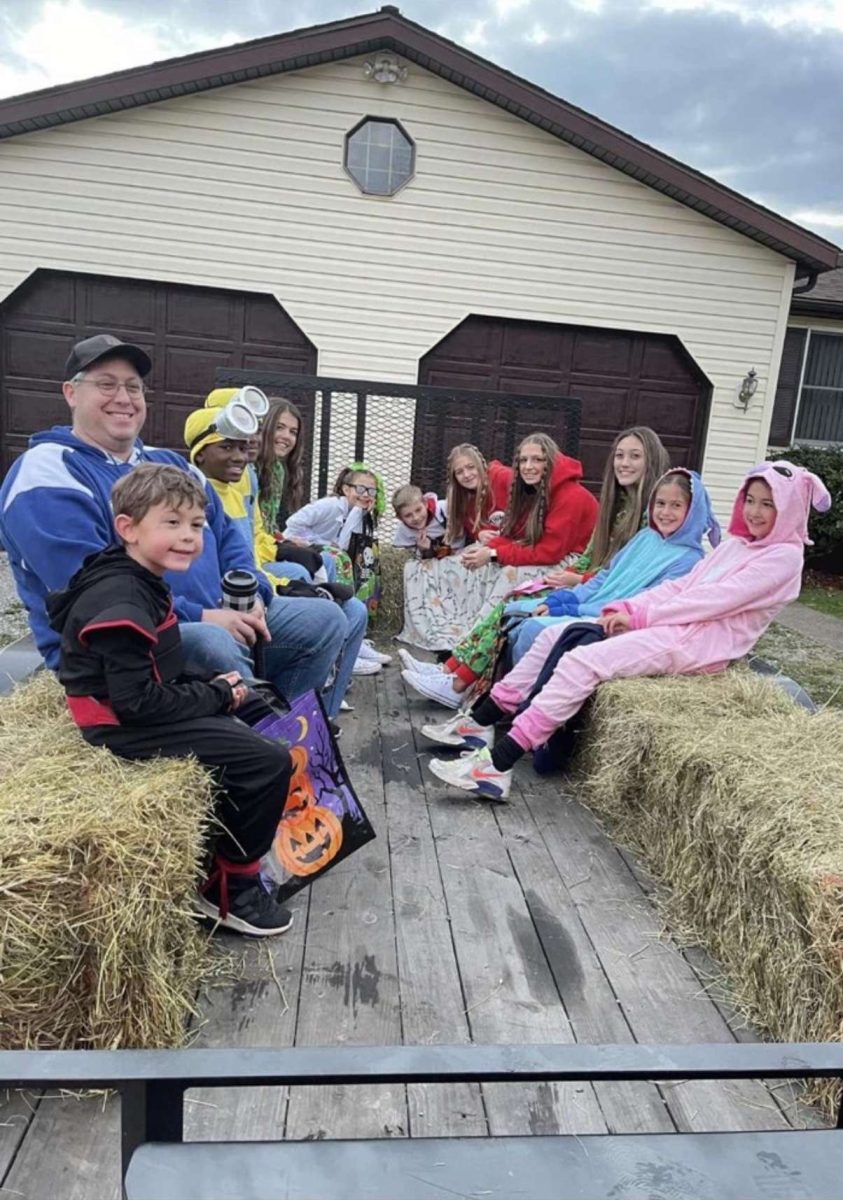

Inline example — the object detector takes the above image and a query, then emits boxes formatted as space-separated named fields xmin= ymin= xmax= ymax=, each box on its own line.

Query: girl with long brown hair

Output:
xmin=443 ymin=444 xmax=512 ymax=546
xmin=545 ymin=425 xmax=670 ymax=590
xmin=255 ymin=397 xmax=307 ymax=536
xmin=459 ymin=432 xmax=597 ymax=570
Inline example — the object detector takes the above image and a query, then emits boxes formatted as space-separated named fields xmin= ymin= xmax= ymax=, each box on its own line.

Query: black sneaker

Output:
xmin=329 ymin=718 xmax=342 ymax=739
xmin=197 ymin=877 xmax=293 ymax=938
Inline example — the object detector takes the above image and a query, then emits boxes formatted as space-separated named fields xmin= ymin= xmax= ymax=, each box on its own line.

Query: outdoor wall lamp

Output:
xmin=735 ymin=367 xmax=758 ymax=410
xmin=363 ymin=54 xmax=408 ymax=84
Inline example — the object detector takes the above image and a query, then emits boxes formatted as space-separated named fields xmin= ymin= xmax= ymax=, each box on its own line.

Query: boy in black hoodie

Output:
xmin=48 ymin=463 xmax=293 ymax=937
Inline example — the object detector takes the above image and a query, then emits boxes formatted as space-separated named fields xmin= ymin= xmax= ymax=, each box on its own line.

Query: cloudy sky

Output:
xmin=0 ymin=0 xmax=840 ymax=248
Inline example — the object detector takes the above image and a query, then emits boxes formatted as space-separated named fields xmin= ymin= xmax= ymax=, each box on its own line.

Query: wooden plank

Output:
xmin=2 ymin=1091 xmax=121 ymax=1200
xmin=376 ymin=666 xmax=487 ymax=1138
xmin=521 ymin=774 xmax=791 ymax=1132
xmin=284 ymin=676 xmax=408 ymax=1141
xmin=494 ymin=782 xmax=675 ymax=1135
xmin=402 ymin=685 xmax=607 ymax=1137
xmin=184 ymin=898 xmax=310 ymax=1142
xmin=0 ymin=1088 xmax=39 ymax=1179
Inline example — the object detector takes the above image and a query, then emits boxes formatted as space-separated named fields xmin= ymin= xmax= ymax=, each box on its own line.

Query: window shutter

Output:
xmin=769 ymin=328 xmax=807 ymax=446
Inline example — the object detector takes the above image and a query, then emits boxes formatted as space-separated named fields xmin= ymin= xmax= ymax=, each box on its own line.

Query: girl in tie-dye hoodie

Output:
xmin=427 ymin=461 xmax=832 ymax=802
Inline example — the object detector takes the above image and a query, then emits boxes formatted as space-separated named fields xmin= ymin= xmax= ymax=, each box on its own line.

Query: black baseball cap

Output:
xmin=64 ymin=333 xmax=152 ymax=380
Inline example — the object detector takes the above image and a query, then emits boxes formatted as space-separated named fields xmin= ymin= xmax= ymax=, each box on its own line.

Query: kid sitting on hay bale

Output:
xmin=47 ymin=463 xmax=294 ymax=937
xmin=428 ymin=460 xmax=831 ymax=801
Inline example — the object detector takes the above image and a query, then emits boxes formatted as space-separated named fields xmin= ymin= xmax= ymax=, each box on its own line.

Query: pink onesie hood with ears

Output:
xmin=728 ymin=460 xmax=832 ymax=548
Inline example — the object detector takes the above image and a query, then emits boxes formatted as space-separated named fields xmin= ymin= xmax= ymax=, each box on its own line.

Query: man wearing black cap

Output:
xmin=0 ymin=334 xmax=349 ymax=701
xmin=62 ymin=334 xmax=152 ymax=459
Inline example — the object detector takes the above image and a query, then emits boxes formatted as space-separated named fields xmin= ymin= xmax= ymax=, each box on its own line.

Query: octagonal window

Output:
xmin=344 ymin=117 xmax=415 ymax=196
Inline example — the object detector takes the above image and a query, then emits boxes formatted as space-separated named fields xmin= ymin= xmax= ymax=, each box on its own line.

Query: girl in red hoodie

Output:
xmin=399 ymin=434 xmax=597 ymax=652
xmin=461 ymin=433 xmax=597 ymax=570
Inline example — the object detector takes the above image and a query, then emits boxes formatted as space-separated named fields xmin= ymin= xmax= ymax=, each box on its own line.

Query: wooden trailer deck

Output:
xmin=0 ymin=661 xmax=819 ymax=1199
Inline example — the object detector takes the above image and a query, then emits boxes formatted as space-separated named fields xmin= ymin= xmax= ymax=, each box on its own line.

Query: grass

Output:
xmin=755 ymin=622 xmax=843 ymax=709
xmin=799 ymin=580 xmax=843 ymax=621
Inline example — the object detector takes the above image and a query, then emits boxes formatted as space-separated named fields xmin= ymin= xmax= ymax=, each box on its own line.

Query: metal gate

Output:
xmin=215 ymin=369 xmax=581 ymax=537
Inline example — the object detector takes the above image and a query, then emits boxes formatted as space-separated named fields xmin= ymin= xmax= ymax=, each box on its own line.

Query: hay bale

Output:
xmin=0 ymin=673 xmax=216 ymax=1050
xmin=378 ymin=543 xmax=407 ymax=636
xmin=574 ymin=669 xmax=843 ymax=1118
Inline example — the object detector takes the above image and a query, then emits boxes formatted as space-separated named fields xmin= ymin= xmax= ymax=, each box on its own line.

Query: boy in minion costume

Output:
xmin=198 ymin=388 xmax=324 ymax=585
xmin=184 ymin=398 xmax=368 ymax=719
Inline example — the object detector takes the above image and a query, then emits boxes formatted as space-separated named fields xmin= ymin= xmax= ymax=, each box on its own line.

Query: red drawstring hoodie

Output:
xmin=488 ymin=454 xmax=598 ymax=567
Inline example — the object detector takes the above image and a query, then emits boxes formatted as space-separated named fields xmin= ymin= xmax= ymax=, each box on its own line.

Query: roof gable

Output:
xmin=0 ymin=4 xmax=838 ymax=275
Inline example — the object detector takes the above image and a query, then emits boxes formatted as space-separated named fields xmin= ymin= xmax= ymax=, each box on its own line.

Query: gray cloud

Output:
xmin=1 ymin=0 xmax=840 ymax=246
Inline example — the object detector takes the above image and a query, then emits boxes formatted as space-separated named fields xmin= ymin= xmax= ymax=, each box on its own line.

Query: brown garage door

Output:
xmin=419 ymin=315 xmax=711 ymax=491
xmin=0 ymin=270 xmax=316 ymax=475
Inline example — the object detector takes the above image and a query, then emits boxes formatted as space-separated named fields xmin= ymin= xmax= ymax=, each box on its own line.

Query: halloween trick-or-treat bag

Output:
xmin=251 ymin=688 xmax=375 ymax=901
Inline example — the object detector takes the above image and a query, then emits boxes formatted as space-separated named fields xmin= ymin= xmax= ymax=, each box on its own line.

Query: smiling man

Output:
xmin=0 ymin=333 xmax=351 ymax=709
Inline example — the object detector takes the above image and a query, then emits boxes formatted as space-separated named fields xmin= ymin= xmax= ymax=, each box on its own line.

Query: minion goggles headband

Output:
xmin=189 ymin=389 xmax=269 ymax=450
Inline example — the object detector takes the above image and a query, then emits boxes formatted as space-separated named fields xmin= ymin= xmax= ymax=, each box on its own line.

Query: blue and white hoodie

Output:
xmin=0 ymin=426 xmax=271 ymax=668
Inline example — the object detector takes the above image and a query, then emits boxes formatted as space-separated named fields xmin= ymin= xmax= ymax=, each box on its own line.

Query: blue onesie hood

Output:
xmin=546 ymin=469 xmax=719 ymax=619
xmin=648 ymin=467 xmax=721 ymax=553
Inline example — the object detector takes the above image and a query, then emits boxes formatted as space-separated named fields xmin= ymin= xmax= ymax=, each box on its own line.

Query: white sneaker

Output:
xmin=339 ymin=699 xmax=354 ymax=712
xmin=422 ymin=711 xmax=494 ymax=751
xmin=428 ymin=747 xmax=511 ymax=802
xmin=358 ymin=638 xmax=392 ymax=666
xmin=402 ymin=669 xmax=462 ymax=709
xmin=352 ymin=656 xmax=382 ymax=676
xmin=398 ymin=648 xmax=442 ymax=676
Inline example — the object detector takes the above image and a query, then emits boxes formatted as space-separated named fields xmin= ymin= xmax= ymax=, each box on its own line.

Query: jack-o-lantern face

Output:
xmin=274 ymin=803 xmax=343 ymax=877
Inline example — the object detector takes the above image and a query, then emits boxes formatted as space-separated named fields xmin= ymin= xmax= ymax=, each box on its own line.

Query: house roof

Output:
xmin=0 ymin=5 xmax=839 ymax=275
xmin=791 ymin=266 xmax=843 ymax=317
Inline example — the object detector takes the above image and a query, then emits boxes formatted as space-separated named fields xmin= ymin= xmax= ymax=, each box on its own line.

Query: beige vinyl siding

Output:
xmin=0 ymin=54 xmax=795 ymax=517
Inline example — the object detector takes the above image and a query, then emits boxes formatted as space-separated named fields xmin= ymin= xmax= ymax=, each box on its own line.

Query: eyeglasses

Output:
xmin=79 ymin=377 xmax=145 ymax=398
xmin=352 ymin=484 xmax=378 ymax=497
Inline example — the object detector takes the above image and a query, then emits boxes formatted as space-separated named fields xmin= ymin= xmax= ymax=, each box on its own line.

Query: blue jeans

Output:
xmin=511 ymin=615 xmax=565 ymax=664
xmin=263 ymin=560 xmax=312 ymax=583
xmin=263 ymin=556 xmax=336 ymax=583
xmin=323 ymin=597 xmax=367 ymax=717
xmin=180 ymin=595 xmax=367 ymax=717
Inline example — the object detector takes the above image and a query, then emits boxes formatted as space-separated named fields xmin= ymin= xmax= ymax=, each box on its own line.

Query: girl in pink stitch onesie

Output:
xmin=427 ymin=461 xmax=831 ymax=802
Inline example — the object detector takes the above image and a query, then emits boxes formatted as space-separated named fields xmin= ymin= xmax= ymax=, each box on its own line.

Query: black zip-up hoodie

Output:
xmin=47 ymin=546 xmax=233 ymax=729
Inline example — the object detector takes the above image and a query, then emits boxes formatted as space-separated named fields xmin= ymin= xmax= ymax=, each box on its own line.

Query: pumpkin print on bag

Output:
xmin=274 ymin=745 xmax=344 ymax=877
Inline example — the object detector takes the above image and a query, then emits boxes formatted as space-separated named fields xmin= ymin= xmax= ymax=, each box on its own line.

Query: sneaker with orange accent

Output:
xmin=421 ymin=710 xmax=494 ymax=751
xmin=428 ymin=747 xmax=511 ymax=802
